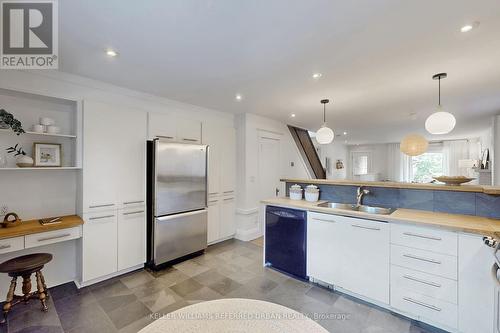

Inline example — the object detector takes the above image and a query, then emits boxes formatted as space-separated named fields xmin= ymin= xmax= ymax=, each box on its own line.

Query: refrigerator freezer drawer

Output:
xmin=154 ymin=209 xmax=207 ymax=265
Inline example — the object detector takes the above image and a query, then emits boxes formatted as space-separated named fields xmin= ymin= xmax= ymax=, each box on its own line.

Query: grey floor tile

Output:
xmin=364 ymin=308 xmax=411 ymax=333
xmin=7 ymin=298 xmax=61 ymax=333
xmin=118 ymin=314 xmax=155 ymax=333
xmin=169 ymin=278 xmax=203 ymax=297
xmin=243 ymin=275 xmax=279 ymax=294
xmin=131 ymin=279 xmax=168 ymax=299
xmin=53 ymin=301 xmax=112 ymax=332
xmin=98 ymin=293 xmax=138 ymax=313
xmin=155 ymin=268 xmax=190 ymax=287
xmin=139 ymin=288 xmax=182 ymax=313
xmin=90 ymin=280 xmax=132 ymax=300
xmin=306 ymin=286 xmax=340 ymax=305
xmin=11 ymin=326 xmax=63 ymax=333
xmin=47 ymin=282 xmax=80 ymax=301
xmin=120 ymin=270 xmax=154 ymax=289
xmin=192 ymin=269 xmax=227 ymax=286
xmin=53 ymin=289 xmax=97 ymax=315
xmin=182 ymin=286 xmax=223 ymax=303
xmin=106 ymin=300 xmax=151 ymax=330
xmin=208 ymin=277 xmax=242 ymax=295
xmin=173 ymin=260 xmax=210 ymax=277
xmin=156 ymin=299 xmax=189 ymax=315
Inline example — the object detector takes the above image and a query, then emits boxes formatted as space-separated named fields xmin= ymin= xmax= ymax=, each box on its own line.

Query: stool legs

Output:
xmin=2 ymin=276 xmax=17 ymax=323
xmin=39 ymin=270 xmax=49 ymax=299
xmin=35 ymin=271 xmax=48 ymax=312
xmin=21 ymin=274 xmax=32 ymax=303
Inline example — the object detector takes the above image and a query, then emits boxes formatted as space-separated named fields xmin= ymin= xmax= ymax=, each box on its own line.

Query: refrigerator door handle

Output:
xmin=156 ymin=209 xmax=208 ymax=222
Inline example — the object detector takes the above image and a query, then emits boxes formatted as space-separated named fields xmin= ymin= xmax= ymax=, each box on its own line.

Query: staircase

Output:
xmin=288 ymin=125 xmax=326 ymax=179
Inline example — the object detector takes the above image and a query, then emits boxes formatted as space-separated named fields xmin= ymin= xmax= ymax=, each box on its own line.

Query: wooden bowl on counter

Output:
xmin=433 ymin=176 xmax=475 ymax=186
xmin=0 ymin=213 xmax=22 ymax=228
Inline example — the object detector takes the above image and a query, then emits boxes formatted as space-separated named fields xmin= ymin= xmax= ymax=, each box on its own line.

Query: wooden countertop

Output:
xmin=0 ymin=215 xmax=84 ymax=240
xmin=281 ymin=178 xmax=500 ymax=195
xmin=262 ymin=197 xmax=500 ymax=238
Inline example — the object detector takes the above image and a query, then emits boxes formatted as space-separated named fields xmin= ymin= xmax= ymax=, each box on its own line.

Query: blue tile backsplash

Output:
xmin=285 ymin=182 xmax=500 ymax=219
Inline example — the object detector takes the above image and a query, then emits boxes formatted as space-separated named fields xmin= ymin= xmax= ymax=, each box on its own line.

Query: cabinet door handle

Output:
xmin=208 ymin=200 xmax=218 ymax=204
xmin=351 ymin=224 xmax=380 ymax=231
xmin=38 ymin=233 xmax=71 ymax=242
xmin=89 ymin=215 xmax=115 ymax=221
xmin=123 ymin=210 xmax=144 ymax=216
xmin=123 ymin=200 xmax=144 ymax=205
xmin=403 ymin=254 xmax=441 ymax=265
xmin=403 ymin=232 xmax=442 ymax=241
xmin=402 ymin=275 xmax=442 ymax=288
xmin=223 ymin=190 xmax=234 ymax=194
xmin=89 ymin=203 xmax=115 ymax=209
xmin=182 ymin=138 xmax=198 ymax=142
xmin=223 ymin=198 xmax=234 ymax=201
xmin=209 ymin=192 xmax=218 ymax=195
xmin=0 ymin=244 xmax=11 ymax=250
xmin=403 ymin=297 xmax=442 ymax=312
xmin=312 ymin=218 xmax=336 ymax=223
xmin=157 ymin=135 xmax=174 ymax=139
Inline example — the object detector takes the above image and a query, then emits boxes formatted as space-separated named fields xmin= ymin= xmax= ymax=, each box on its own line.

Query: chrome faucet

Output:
xmin=356 ymin=186 xmax=370 ymax=206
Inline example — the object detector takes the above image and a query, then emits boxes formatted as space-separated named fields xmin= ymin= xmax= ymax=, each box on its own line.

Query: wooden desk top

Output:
xmin=0 ymin=215 xmax=84 ymax=240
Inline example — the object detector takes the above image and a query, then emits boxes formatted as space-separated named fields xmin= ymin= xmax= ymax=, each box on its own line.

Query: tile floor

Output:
xmin=0 ymin=239 xmax=443 ymax=333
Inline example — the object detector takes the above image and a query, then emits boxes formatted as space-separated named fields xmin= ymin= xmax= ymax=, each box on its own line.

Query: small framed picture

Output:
xmin=33 ymin=143 xmax=62 ymax=167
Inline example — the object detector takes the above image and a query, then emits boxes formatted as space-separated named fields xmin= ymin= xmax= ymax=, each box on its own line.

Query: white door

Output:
xmin=258 ymin=136 xmax=281 ymax=200
xmin=117 ymin=208 xmax=146 ymax=270
xmin=82 ymin=212 xmax=118 ymax=281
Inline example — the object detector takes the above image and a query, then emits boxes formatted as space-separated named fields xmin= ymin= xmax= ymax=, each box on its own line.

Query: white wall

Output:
xmin=317 ymin=141 xmax=348 ymax=180
xmin=235 ymin=113 xmax=310 ymax=240
xmin=347 ymin=144 xmax=389 ymax=180
xmin=493 ymin=115 xmax=500 ymax=185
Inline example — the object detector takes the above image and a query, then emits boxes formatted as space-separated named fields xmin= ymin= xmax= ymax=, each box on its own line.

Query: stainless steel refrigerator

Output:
xmin=147 ymin=139 xmax=208 ymax=269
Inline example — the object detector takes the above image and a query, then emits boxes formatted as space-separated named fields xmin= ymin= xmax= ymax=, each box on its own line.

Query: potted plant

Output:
xmin=0 ymin=109 xmax=25 ymax=135
xmin=6 ymin=144 xmax=34 ymax=167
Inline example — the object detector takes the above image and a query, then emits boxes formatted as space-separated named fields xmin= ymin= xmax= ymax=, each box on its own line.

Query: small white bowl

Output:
xmin=46 ymin=125 xmax=60 ymax=134
xmin=32 ymin=124 xmax=45 ymax=133
xmin=40 ymin=117 xmax=54 ymax=126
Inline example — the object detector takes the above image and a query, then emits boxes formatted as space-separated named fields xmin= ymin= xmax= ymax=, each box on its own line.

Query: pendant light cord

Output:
xmin=438 ymin=76 xmax=441 ymax=106
xmin=323 ymin=103 xmax=326 ymax=123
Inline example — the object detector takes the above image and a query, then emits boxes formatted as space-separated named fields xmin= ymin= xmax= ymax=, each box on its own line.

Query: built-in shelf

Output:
xmin=0 ymin=167 xmax=81 ymax=171
xmin=0 ymin=128 xmax=76 ymax=138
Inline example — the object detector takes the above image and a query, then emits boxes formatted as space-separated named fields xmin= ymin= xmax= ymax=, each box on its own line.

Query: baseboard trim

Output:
xmin=75 ymin=264 xmax=144 ymax=288
xmin=235 ymin=226 xmax=262 ymax=241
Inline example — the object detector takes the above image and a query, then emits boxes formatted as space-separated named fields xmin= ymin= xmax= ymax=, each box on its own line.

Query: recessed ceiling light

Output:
xmin=312 ymin=73 xmax=322 ymax=79
xmin=460 ymin=22 xmax=479 ymax=33
xmin=290 ymin=113 xmax=296 ymax=118
xmin=343 ymin=131 xmax=347 ymax=136
xmin=235 ymin=94 xmax=243 ymax=101
xmin=106 ymin=49 xmax=118 ymax=57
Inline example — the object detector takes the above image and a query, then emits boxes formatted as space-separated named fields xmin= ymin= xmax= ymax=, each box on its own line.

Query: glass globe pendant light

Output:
xmin=316 ymin=99 xmax=334 ymax=144
xmin=425 ymin=73 xmax=456 ymax=135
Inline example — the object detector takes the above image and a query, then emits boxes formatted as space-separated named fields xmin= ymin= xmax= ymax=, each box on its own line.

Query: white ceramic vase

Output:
xmin=16 ymin=155 xmax=34 ymax=168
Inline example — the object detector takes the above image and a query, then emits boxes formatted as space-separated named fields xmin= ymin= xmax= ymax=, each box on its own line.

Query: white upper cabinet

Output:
xmin=148 ymin=112 xmax=201 ymax=143
xmin=82 ymin=101 xmax=146 ymax=212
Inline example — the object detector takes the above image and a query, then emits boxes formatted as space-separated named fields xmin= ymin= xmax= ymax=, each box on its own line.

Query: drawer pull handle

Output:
xmin=351 ymin=224 xmax=380 ymax=231
xmin=123 ymin=201 xmax=144 ymax=205
xmin=402 ymin=275 xmax=442 ymax=288
xmin=208 ymin=200 xmax=218 ymax=204
xmin=157 ymin=135 xmax=174 ymax=139
xmin=89 ymin=203 xmax=115 ymax=208
xmin=403 ymin=297 xmax=442 ymax=312
xmin=89 ymin=215 xmax=115 ymax=221
xmin=123 ymin=210 xmax=144 ymax=216
xmin=38 ymin=233 xmax=71 ymax=242
xmin=0 ymin=244 xmax=11 ymax=250
xmin=312 ymin=218 xmax=336 ymax=223
xmin=403 ymin=232 xmax=442 ymax=241
xmin=208 ymin=192 xmax=218 ymax=195
xmin=223 ymin=198 xmax=234 ymax=201
xmin=223 ymin=190 xmax=234 ymax=193
xmin=403 ymin=254 xmax=441 ymax=265
xmin=182 ymin=138 xmax=198 ymax=142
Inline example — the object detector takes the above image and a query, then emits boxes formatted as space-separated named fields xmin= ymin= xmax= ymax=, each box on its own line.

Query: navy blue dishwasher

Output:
xmin=265 ymin=206 xmax=307 ymax=280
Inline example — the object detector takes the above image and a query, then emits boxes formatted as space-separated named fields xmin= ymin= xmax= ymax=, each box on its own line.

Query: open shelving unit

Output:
xmin=0 ymin=87 xmax=82 ymax=170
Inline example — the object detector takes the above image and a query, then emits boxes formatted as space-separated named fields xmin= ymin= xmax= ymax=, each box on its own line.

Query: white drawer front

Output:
xmin=391 ymin=287 xmax=457 ymax=329
xmin=25 ymin=227 xmax=81 ymax=249
xmin=391 ymin=265 xmax=457 ymax=304
xmin=391 ymin=244 xmax=457 ymax=280
xmin=309 ymin=211 xmax=342 ymax=224
xmin=391 ymin=223 xmax=457 ymax=256
xmin=0 ymin=237 xmax=24 ymax=254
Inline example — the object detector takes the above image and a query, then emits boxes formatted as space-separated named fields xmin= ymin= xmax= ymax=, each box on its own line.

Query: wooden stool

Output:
xmin=0 ymin=253 xmax=52 ymax=323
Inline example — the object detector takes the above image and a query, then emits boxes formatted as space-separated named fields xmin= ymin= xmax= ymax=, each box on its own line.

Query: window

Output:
xmin=351 ymin=152 xmax=371 ymax=176
xmin=410 ymin=152 xmax=445 ymax=183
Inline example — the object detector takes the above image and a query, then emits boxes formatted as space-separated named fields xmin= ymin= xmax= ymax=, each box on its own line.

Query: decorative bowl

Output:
xmin=433 ymin=176 xmax=475 ymax=186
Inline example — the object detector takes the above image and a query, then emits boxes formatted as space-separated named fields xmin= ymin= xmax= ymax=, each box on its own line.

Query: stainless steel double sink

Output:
xmin=317 ymin=202 xmax=395 ymax=215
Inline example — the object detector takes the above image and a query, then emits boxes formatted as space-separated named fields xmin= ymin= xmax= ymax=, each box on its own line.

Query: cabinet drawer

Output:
xmin=25 ymin=227 xmax=81 ymax=249
xmin=120 ymin=200 xmax=145 ymax=210
xmin=391 ymin=265 xmax=457 ymax=304
xmin=0 ymin=237 xmax=24 ymax=254
xmin=391 ymin=223 xmax=457 ymax=256
xmin=391 ymin=287 xmax=457 ymax=329
xmin=309 ymin=212 xmax=344 ymax=224
xmin=391 ymin=244 xmax=457 ymax=280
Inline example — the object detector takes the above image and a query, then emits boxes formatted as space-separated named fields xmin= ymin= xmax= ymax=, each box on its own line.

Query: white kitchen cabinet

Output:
xmin=221 ymin=128 xmax=236 ymax=195
xmin=148 ymin=112 xmax=201 ymax=143
xmin=117 ymin=207 xmax=146 ymax=271
xmin=458 ymin=233 xmax=496 ymax=333
xmin=82 ymin=211 xmax=118 ymax=282
xmin=220 ymin=196 xmax=236 ymax=239
xmin=207 ymin=198 xmax=220 ymax=243
xmin=307 ymin=212 xmax=390 ymax=304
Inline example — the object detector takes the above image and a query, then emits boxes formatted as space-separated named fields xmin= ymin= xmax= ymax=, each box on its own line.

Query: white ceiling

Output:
xmin=59 ymin=0 xmax=500 ymax=143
